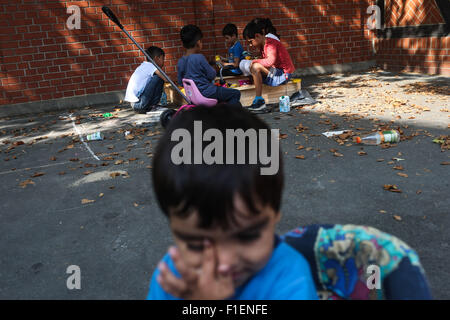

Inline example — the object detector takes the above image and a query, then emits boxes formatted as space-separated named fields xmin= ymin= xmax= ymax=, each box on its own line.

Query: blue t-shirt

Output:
xmin=177 ymin=54 xmax=217 ymax=98
xmin=228 ymin=40 xmax=244 ymax=75
xmin=146 ymin=237 xmax=318 ymax=300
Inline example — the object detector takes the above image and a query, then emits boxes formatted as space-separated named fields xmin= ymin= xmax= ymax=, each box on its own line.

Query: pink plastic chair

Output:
xmin=182 ymin=78 xmax=217 ymax=107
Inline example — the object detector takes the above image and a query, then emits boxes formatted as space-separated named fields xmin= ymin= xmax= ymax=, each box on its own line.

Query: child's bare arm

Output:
xmin=223 ymin=57 xmax=240 ymax=68
xmin=253 ymin=44 xmax=277 ymax=68
xmin=155 ymin=69 xmax=169 ymax=82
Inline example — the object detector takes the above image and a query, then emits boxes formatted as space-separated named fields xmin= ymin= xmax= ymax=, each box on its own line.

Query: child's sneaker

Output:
xmin=248 ymin=98 xmax=266 ymax=111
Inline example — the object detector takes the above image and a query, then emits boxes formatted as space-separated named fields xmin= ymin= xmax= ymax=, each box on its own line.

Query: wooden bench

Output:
xmin=165 ymin=78 xmax=301 ymax=107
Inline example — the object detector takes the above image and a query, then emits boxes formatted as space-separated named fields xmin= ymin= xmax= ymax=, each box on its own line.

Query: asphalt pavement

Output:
xmin=0 ymin=70 xmax=449 ymax=299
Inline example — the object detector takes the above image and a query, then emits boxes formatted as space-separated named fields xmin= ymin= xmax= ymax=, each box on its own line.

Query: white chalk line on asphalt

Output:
xmin=68 ymin=113 xmax=100 ymax=161
xmin=0 ymin=146 xmax=151 ymax=176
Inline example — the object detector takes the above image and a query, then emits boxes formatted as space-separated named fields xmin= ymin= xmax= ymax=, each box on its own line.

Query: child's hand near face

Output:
xmin=156 ymin=240 xmax=235 ymax=300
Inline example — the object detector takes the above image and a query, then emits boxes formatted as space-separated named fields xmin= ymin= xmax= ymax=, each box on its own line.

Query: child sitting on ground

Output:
xmin=147 ymin=104 xmax=318 ymax=300
xmin=243 ymin=18 xmax=296 ymax=111
xmin=177 ymin=25 xmax=241 ymax=106
xmin=217 ymin=23 xmax=244 ymax=77
xmin=124 ymin=46 xmax=166 ymax=114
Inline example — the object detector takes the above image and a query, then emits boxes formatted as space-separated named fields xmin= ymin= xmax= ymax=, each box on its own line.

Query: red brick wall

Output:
xmin=376 ymin=0 xmax=449 ymax=75
xmin=1 ymin=0 xmax=374 ymax=107
xmin=385 ymin=0 xmax=445 ymax=26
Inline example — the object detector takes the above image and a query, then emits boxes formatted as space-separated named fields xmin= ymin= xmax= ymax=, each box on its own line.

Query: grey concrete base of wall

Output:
xmin=1 ymin=60 xmax=376 ymax=118
xmin=292 ymin=60 xmax=376 ymax=77
xmin=0 ymin=91 xmax=127 ymax=118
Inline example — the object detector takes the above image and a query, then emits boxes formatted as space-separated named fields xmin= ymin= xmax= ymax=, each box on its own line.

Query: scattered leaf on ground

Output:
xmin=50 ymin=156 xmax=56 ymax=161
xmin=295 ymin=155 xmax=305 ymax=159
xmin=393 ymin=215 xmax=402 ymax=221
xmin=115 ymin=160 xmax=124 ymax=165
xmin=397 ymin=172 xmax=408 ymax=178
xmin=19 ymin=179 xmax=35 ymax=188
xmin=110 ymin=172 xmax=121 ymax=178
xmin=383 ymin=184 xmax=402 ymax=193
xmin=99 ymin=193 xmax=104 ymax=197
xmin=393 ymin=165 xmax=404 ymax=170
xmin=358 ymin=151 xmax=367 ymax=156
xmin=81 ymin=199 xmax=95 ymax=204
xmin=31 ymin=172 xmax=45 ymax=178
xmin=83 ymin=170 xmax=93 ymax=175
xmin=441 ymin=161 xmax=450 ymax=165
xmin=333 ymin=152 xmax=344 ymax=157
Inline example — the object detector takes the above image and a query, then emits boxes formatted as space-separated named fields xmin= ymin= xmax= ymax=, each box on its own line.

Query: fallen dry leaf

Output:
xmin=376 ymin=159 xmax=384 ymax=162
xmin=296 ymin=145 xmax=305 ymax=150
xmin=125 ymin=134 xmax=135 ymax=140
xmin=279 ymin=134 xmax=288 ymax=139
xmin=110 ymin=172 xmax=121 ymax=178
xmin=295 ymin=155 xmax=305 ymax=159
xmin=397 ymin=172 xmax=408 ymax=178
xmin=83 ymin=170 xmax=93 ymax=175
xmin=393 ymin=215 xmax=402 ymax=221
xmin=383 ymin=184 xmax=402 ymax=193
xmin=19 ymin=179 xmax=35 ymax=188
xmin=134 ymin=203 xmax=139 ymax=207
xmin=58 ymin=171 xmax=66 ymax=175
xmin=31 ymin=172 xmax=45 ymax=178
xmin=81 ymin=199 xmax=95 ymax=204
xmin=379 ymin=210 xmax=387 ymax=214
xmin=99 ymin=193 xmax=104 ymax=197
xmin=441 ymin=161 xmax=450 ymax=165
xmin=69 ymin=158 xmax=79 ymax=162
xmin=50 ymin=156 xmax=56 ymax=161
xmin=333 ymin=152 xmax=344 ymax=157
xmin=128 ymin=158 xmax=137 ymax=161
xmin=103 ymin=156 xmax=114 ymax=161
xmin=393 ymin=165 xmax=404 ymax=170
xmin=358 ymin=151 xmax=367 ymax=156
xmin=115 ymin=160 xmax=124 ymax=165
xmin=416 ymin=190 xmax=422 ymax=194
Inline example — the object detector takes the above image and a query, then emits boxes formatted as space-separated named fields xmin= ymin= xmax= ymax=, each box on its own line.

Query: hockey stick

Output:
xmin=101 ymin=6 xmax=190 ymax=104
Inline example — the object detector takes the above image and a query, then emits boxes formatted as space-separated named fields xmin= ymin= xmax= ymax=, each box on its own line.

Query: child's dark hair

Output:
xmin=152 ymin=104 xmax=284 ymax=229
xmin=145 ymin=46 xmax=165 ymax=62
xmin=180 ymin=24 xmax=203 ymax=49
xmin=222 ymin=23 xmax=238 ymax=37
xmin=243 ymin=18 xmax=279 ymax=40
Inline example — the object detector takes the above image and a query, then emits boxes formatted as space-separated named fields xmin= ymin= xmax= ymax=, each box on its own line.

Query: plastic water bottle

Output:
xmin=86 ymin=132 xmax=104 ymax=141
xmin=355 ymin=130 xmax=400 ymax=145
xmin=279 ymin=96 xmax=290 ymax=112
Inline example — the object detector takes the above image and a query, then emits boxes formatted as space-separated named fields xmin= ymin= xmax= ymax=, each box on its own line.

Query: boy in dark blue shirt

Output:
xmin=218 ymin=23 xmax=244 ymax=76
xmin=177 ymin=25 xmax=241 ymax=105
xmin=147 ymin=104 xmax=318 ymax=300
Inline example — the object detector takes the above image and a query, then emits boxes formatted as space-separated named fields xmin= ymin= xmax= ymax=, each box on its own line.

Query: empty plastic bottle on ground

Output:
xmin=355 ymin=130 xmax=400 ymax=145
